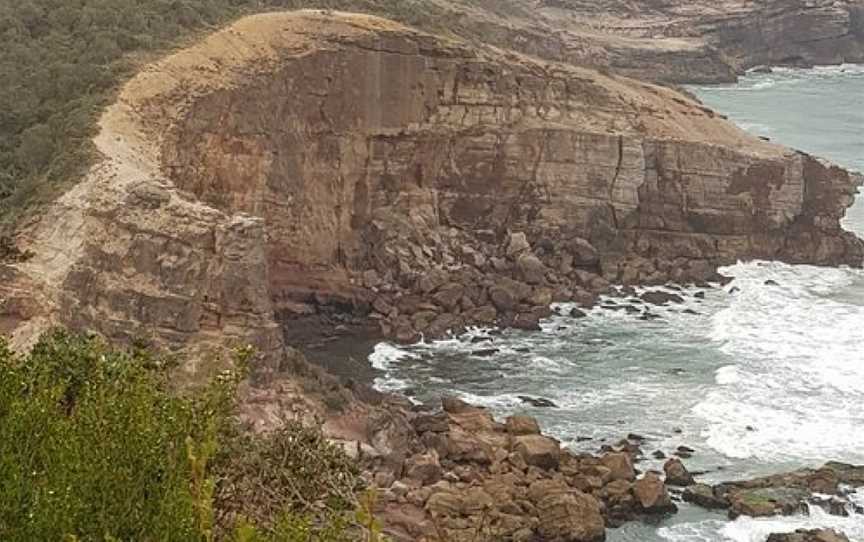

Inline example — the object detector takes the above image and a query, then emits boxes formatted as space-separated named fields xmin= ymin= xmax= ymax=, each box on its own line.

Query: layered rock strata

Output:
xmin=0 ymin=10 xmax=861 ymax=352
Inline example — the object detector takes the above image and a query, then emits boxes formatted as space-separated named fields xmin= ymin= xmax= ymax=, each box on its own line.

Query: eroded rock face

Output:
xmin=1 ymin=10 xmax=861 ymax=357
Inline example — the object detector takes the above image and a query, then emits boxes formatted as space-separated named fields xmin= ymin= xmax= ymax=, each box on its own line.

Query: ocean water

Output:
xmin=370 ymin=65 xmax=864 ymax=541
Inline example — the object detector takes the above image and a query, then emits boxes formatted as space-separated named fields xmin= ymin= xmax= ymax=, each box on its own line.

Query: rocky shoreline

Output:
xmin=310 ymin=389 xmax=864 ymax=541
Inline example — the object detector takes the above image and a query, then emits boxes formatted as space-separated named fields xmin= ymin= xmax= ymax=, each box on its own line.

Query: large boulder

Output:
xmin=728 ymin=487 xmax=811 ymax=518
xmin=505 ymin=415 xmax=541 ymax=436
xmin=634 ymin=472 xmax=677 ymax=514
xmin=664 ymin=458 xmax=695 ymax=486
xmin=516 ymin=252 xmax=546 ymax=285
xmin=601 ymin=452 xmax=636 ymax=482
xmin=513 ymin=434 xmax=561 ymax=470
xmin=536 ymin=490 xmax=606 ymax=542
xmin=682 ymin=483 xmax=729 ymax=509
xmin=506 ymin=232 xmax=532 ymax=259
xmin=405 ymin=451 xmax=443 ymax=485
xmin=569 ymin=238 xmax=600 ymax=267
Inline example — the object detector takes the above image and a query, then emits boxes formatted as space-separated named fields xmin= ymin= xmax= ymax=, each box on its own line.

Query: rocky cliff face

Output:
xmin=0 ymin=10 xmax=861 ymax=354
xmin=425 ymin=0 xmax=864 ymax=83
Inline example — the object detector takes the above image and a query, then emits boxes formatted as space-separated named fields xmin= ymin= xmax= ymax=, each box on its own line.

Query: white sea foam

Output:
xmin=660 ymin=496 xmax=864 ymax=541
xmin=368 ymin=342 xmax=419 ymax=371
xmin=694 ymin=261 xmax=864 ymax=464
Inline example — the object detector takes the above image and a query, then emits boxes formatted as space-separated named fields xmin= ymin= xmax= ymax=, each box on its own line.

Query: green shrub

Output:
xmin=0 ymin=330 xmax=367 ymax=541
xmin=0 ymin=329 xmax=211 ymax=540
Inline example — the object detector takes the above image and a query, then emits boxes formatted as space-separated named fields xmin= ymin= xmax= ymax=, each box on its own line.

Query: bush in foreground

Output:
xmin=0 ymin=330 xmax=371 ymax=541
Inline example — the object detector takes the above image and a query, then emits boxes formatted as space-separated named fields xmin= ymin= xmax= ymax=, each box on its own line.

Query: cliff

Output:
xmin=0 ymin=10 xmax=861 ymax=355
xmin=392 ymin=0 xmax=864 ymax=83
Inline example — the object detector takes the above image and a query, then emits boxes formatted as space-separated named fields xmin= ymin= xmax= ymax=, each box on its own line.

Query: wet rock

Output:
xmin=570 ymin=307 xmax=588 ymax=318
xmin=664 ymin=458 xmax=695 ymax=486
xmin=639 ymin=312 xmax=662 ymax=321
xmin=652 ymin=450 xmax=667 ymax=460
xmin=471 ymin=348 xmax=499 ymax=357
xmin=518 ymin=396 xmax=558 ymax=408
xmin=765 ymin=279 xmax=780 ymax=286
xmin=728 ymin=487 xmax=811 ymax=518
xmin=694 ymin=291 xmax=706 ymax=299
xmin=640 ymin=291 xmax=685 ymax=305
xmin=634 ymin=472 xmax=677 ymax=514
xmin=766 ymin=530 xmax=850 ymax=542
xmin=683 ymin=483 xmax=729 ymax=509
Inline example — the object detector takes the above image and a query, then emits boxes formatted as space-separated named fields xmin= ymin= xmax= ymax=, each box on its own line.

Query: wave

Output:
xmin=659 ymin=496 xmax=864 ymax=541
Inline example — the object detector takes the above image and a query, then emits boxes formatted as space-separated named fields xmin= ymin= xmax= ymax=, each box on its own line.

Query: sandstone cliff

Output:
xmin=0 ymin=10 xmax=861 ymax=354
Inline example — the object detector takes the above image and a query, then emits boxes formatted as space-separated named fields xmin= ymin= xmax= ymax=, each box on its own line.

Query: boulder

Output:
xmin=682 ymin=483 xmax=729 ymax=509
xmin=411 ymin=412 xmax=450 ymax=434
xmin=405 ymin=452 xmax=443 ymax=485
xmin=640 ymin=290 xmax=685 ymax=305
xmin=490 ymin=285 xmax=517 ymax=311
xmin=601 ymin=452 xmax=636 ymax=482
xmin=432 ymin=282 xmax=464 ymax=310
xmin=517 ymin=252 xmax=546 ymax=285
xmin=505 ymin=415 xmax=541 ymax=436
xmin=513 ymin=435 xmax=561 ymax=470
xmin=727 ymin=487 xmax=810 ymax=518
xmin=663 ymin=458 xmax=695 ymax=486
xmin=634 ymin=472 xmax=677 ymax=514
xmin=536 ymin=490 xmax=606 ymax=542
xmin=518 ymin=395 xmax=558 ymax=408
xmin=568 ymin=237 xmax=600 ymax=267
xmin=506 ymin=232 xmax=532 ymax=258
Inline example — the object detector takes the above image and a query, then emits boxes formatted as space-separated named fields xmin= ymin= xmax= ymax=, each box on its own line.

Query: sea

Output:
xmin=369 ymin=65 xmax=864 ymax=541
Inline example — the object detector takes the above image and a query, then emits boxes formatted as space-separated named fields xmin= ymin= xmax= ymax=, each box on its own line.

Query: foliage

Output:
xmin=0 ymin=330 xmax=369 ymax=541
xmin=214 ymin=419 xmax=362 ymax=539
xmin=0 ymin=0 xmax=441 ymax=233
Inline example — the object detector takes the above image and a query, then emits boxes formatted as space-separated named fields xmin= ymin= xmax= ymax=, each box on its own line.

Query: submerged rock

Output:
xmin=518 ymin=396 xmax=558 ymax=408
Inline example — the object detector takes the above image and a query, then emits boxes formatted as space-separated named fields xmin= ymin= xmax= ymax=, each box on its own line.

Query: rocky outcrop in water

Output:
xmin=2 ymin=10 xmax=860 ymax=354
xmin=683 ymin=461 xmax=864 ymax=519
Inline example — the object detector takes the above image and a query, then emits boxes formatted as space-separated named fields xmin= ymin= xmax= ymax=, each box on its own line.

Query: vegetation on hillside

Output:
xmin=0 ymin=330 xmax=377 ymax=541
xmin=0 ymin=0 xmax=436 ymax=233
